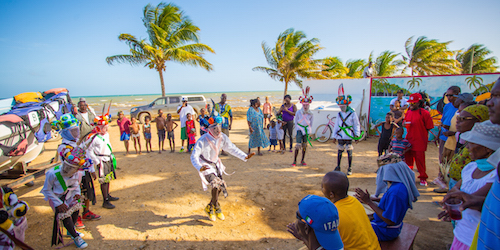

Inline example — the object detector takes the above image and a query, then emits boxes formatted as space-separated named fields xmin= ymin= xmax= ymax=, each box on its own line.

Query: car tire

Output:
xmin=138 ymin=112 xmax=150 ymax=124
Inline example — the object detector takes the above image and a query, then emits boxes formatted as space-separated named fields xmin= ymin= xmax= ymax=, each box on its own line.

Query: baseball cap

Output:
xmin=407 ymin=93 xmax=422 ymax=103
xmin=182 ymin=97 xmax=187 ymax=102
xmin=298 ymin=195 xmax=344 ymax=250
xmin=79 ymin=97 xmax=86 ymax=103
xmin=454 ymin=93 xmax=475 ymax=103
xmin=397 ymin=89 xmax=404 ymax=94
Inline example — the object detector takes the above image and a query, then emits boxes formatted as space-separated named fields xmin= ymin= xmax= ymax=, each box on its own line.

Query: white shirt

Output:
xmin=41 ymin=168 xmax=82 ymax=207
xmin=85 ymin=133 xmax=112 ymax=167
xmin=390 ymin=97 xmax=408 ymax=108
xmin=276 ymin=122 xmax=284 ymax=140
xmin=362 ymin=66 xmax=373 ymax=78
xmin=177 ymin=104 xmax=196 ymax=128
xmin=332 ymin=111 xmax=361 ymax=140
xmin=294 ymin=109 xmax=314 ymax=135
xmin=190 ymin=132 xmax=247 ymax=191
xmin=454 ymin=162 xmax=498 ymax=246
xmin=80 ymin=112 xmax=89 ymax=124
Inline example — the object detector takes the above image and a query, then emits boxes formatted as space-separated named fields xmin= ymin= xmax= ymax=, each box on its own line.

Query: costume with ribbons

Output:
xmin=40 ymin=147 xmax=92 ymax=247
xmin=84 ymin=115 xmax=116 ymax=184
xmin=333 ymin=84 xmax=361 ymax=174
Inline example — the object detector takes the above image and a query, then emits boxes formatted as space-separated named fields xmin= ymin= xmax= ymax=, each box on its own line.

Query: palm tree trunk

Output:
xmin=283 ymin=80 xmax=289 ymax=98
xmin=158 ymin=68 xmax=166 ymax=97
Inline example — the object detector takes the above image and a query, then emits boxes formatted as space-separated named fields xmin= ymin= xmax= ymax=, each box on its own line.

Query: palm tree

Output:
xmin=322 ymin=56 xmax=348 ymax=78
xmin=457 ymin=44 xmax=498 ymax=74
xmin=401 ymin=36 xmax=460 ymax=76
xmin=253 ymin=28 xmax=327 ymax=96
xmin=345 ymin=59 xmax=366 ymax=78
xmin=465 ymin=75 xmax=491 ymax=92
xmin=374 ymin=51 xmax=402 ymax=76
xmin=407 ymin=77 xmax=423 ymax=89
xmin=106 ymin=3 xmax=215 ymax=97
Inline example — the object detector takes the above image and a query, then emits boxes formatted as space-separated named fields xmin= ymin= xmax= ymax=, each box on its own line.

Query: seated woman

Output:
xmin=355 ymin=153 xmax=420 ymax=241
xmin=439 ymin=121 xmax=499 ymax=249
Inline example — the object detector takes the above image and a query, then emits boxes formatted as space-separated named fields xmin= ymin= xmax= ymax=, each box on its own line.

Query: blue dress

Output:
xmin=247 ymin=107 xmax=270 ymax=149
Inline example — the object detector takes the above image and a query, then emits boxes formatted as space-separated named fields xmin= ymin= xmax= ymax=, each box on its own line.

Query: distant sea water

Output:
xmin=75 ymin=90 xmax=301 ymax=116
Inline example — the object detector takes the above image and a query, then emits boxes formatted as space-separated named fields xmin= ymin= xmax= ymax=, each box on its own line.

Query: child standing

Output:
xmin=276 ymin=119 xmax=285 ymax=154
xmin=263 ymin=96 xmax=272 ymax=128
xmin=197 ymin=108 xmax=210 ymax=136
xmin=186 ymin=113 xmax=196 ymax=153
xmin=129 ymin=117 xmax=142 ymax=154
xmin=166 ymin=114 xmax=178 ymax=152
xmin=268 ymin=120 xmax=278 ymax=151
xmin=155 ymin=110 xmax=166 ymax=153
xmin=117 ymin=111 xmax=131 ymax=155
xmin=389 ymin=127 xmax=412 ymax=160
xmin=392 ymin=100 xmax=404 ymax=127
xmin=376 ymin=112 xmax=396 ymax=156
xmin=143 ymin=116 xmax=152 ymax=153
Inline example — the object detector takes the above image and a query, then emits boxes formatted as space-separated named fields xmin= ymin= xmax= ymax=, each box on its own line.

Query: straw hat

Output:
xmin=461 ymin=120 xmax=500 ymax=151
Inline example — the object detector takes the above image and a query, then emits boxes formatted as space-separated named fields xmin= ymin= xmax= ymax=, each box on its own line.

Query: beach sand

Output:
xmin=16 ymin=108 xmax=452 ymax=249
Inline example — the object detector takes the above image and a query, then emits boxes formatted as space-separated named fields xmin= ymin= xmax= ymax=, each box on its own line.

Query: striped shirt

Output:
xmin=390 ymin=138 xmax=411 ymax=156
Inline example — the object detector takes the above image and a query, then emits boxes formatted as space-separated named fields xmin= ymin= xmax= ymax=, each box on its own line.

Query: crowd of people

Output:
xmin=2 ymin=78 xmax=500 ymax=249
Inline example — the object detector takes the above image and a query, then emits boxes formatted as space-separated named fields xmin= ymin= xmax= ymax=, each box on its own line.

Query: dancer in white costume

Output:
xmin=190 ymin=115 xmax=255 ymax=221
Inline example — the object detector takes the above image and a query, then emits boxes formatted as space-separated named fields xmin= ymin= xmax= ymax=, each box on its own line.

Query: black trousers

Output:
xmin=283 ymin=121 xmax=294 ymax=150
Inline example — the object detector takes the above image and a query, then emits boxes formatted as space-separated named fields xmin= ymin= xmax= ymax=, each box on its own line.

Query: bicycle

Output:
xmin=314 ymin=114 xmax=336 ymax=143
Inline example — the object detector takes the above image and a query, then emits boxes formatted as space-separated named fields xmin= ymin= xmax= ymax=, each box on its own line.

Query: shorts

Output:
xmin=120 ymin=132 xmax=130 ymax=141
xmin=131 ymin=133 xmax=140 ymax=139
xmin=168 ymin=131 xmax=175 ymax=140
xmin=222 ymin=128 xmax=229 ymax=136
xmin=144 ymin=132 xmax=151 ymax=140
xmin=181 ymin=127 xmax=187 ymax=140
xmin=296 ymin=130 xmax=307 ymax=144
xmin=270 ymin=139 xmax=278 ymax=146
xmin=158 ymin=129 xmax=166 ymax=141
xmin=264 ymin=114 xmax=271 ymax=119
xmin=337 ymin=139 xmax=353 ymax=151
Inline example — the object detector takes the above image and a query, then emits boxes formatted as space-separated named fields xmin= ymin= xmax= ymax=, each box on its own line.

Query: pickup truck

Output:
xmin=130 ymin=95 xmax=207 ymax=123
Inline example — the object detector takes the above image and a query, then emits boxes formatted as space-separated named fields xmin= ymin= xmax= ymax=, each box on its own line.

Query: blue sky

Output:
xmin=1 ymin=0 xmax=499 ymax=98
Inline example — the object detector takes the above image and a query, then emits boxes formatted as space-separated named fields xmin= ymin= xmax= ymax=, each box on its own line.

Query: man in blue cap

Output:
xmin=287 ymin=195 xmax=344 ymax=250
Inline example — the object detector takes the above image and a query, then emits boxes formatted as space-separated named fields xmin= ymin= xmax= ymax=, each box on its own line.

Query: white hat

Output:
xmin=461 ymin=120 xmax=500 ymax=151
xmin=182 ymin=97 xmax=187 ymax=102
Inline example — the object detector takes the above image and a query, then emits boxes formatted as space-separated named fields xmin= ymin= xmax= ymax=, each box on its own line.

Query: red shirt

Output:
xmin=404 ymin=108 xmax=434 ymax=151
xmin=117 ymin=118 xmax=131 ymax=134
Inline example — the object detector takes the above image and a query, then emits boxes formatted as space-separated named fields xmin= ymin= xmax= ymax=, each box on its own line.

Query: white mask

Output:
xmin=208 ymin=125 xmax=222 ymax=138
xmin=61 ymin=162 xmax=79 ymax=177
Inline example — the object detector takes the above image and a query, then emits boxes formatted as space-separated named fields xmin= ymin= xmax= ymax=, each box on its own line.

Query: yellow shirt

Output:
xmin=335 ymin=196 xmax=381 ymax=250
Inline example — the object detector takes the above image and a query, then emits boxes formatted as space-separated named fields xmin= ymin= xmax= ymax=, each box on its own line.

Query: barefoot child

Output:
xmin=277 ymin=119 xmax=285 ymax=154
xmin=155 ymin=110 xmax=166 ymax=153
xmin=166 ymin=113 xmax=178 ymax=152
xmin=129 ymin=117 xmax=142 ymax=154
xmin=186 ymin=113 xmax=196 ymax=153
xmin=143 ymin=116 xmax=152 ymax=153
xmin=116 ymin=111 xmax=131 ymax=155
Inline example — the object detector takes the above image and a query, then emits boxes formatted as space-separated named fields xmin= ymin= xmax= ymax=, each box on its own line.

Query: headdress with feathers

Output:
xmin=336 ymin=83 xmax=352 ymax=105
xmin=299 ymin=86 xmax=313 ymax=104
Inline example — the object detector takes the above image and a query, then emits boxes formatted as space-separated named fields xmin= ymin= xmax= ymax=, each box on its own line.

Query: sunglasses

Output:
xmin=456 ymin=116 xmax=477 ymax=122
xmin=445 ymin=94 xmax=454 ymax=97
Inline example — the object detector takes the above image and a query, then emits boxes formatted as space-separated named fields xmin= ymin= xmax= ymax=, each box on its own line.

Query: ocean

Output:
xmin=74 ymin=90 xmax=302 ymax=116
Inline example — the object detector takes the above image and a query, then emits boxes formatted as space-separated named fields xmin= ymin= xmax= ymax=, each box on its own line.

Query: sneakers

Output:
xmin=73 ymin=236 xmax=88 ymax=249
xmin=334 ymin=166 xmax=341 ymax=171
xmin=82 ymin=210 xmax=101 ymax=221
xmin=420 ymin=180 xmax=428 ymax=186
xmin=108 ymin=195 xmax=120 ymax=201
xmin=301 ymin=161 xmax=307 ymax=166
xmin=214 ymin=203 xmax=225 ymax=221
xmin=347 ymin=168 xmax=352 ymax=176
xmin=67 ymin=230 xmax=84 ymax=238
xmin=291 ymin=162 xmax=296 ymax=167
xmin=180 ymin=147 xmax=185 ymax=152
xmin=204 ymin=204 xmax=216 ymax=221
xmin=75 ymin=216 xmax=85 ymax=229
xmin=102 ymin=199 xmax=115 ymax=209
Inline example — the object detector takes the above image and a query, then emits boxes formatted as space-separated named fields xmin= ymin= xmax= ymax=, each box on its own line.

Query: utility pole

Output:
xmin=469 ymin=47 xmax=474 ymax=74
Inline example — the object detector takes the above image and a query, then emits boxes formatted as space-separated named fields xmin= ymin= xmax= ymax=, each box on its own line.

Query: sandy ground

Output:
xmin=13 ymin=109 xmax=453 ymax=249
